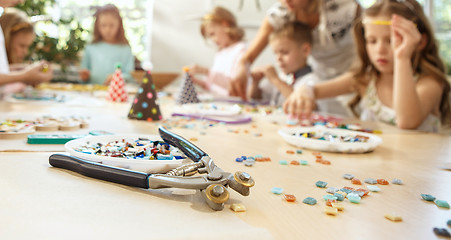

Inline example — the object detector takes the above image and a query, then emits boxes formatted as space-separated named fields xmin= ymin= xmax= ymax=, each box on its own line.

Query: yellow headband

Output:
xmin=10 ymin=22 xmax=32 ymax=32
xmin=362 ymin=20 xmax=392 ymax=25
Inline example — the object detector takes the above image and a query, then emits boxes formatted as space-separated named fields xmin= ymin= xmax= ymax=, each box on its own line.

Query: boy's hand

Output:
xmin=391 ymin=14 xmax=421 ymax=60
xmin=261 ymin=65 xmax=278 ymax=83
xmin=23 ymin=61 xmax=53 ymax=86
xmin=283 ymin=84 xmax=315 ymax=119
xmin=79 ymin=69 xmax=90 ymax=81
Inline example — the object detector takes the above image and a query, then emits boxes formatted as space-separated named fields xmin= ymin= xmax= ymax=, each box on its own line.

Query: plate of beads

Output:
xmin=0 ymin=119 xmax=35 ymax=139
xmin=65 ymin=135 xmax=185 ymax=173
xmin=278 ymin=126 xmax=382 ymax=153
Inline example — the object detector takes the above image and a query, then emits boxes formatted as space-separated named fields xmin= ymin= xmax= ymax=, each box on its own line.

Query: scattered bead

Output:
xmin=384 ymin=213 xmax=403 ymax=222
xmin=433 ymin=228 xmax=451 ymax=238
xmin=434 ymin=200 xmax=450 ymax=209
xmin=235 ymin=157 xmax=243 ymax=162
xmin=352 ymin=191 xmax=365 ymax=197
xmin=392 ymin=178 xmax=403 ymax=185
xmin=334 ymin=193 xmax=345 ymax=201
xmin=447 ymin=219 xmax=451 ymax=227
xmin=244 ymin=160 xmax=254 ymax=167
xmin=300 ymin=160 xmax=308 ymax=165
xmin=284 ymin=194 xmax=297 ymax=202
xmin=336 ymin=191 xmax=347 ymax=198
xmin=255 ymin=157 xmax=271 ymax=162
xmin=421 ymin=194 xmax=436 ymax=201
xmin=271 ymin=187 xmax=284 ymax=195
xmin=324 ymin=206 xmax=338 ymax=216
xmin=326 ymin=199 xmax=337 ymax=206
xmin=323 ymin=195 xmax=338 ymax=201
xmin=303 ymin=197 xmax=317 ymax=205
xmin=377 ymin=179 xmax=389 ymax=185
xmin=347 ymin=193 xmax=361 ymax=203
xmin=230 ymin=203 xmax=246 ymax=212
xmin=364 ymin=178 xmax=378 ymax=185
xmin=355 ymin=188 xmax=369 ymax=196
xmin=340 ymin=188 xmax=353 ymax=194
xmin=331 ymin=202 xmax=344 ymax=211
xmin=290 ymin=160 xmax=300 ymax=165
xmin=343 ymin=173 xmax=355 ymax=180
xmin=351 ymin=178 xmax=362 ymax=185
xmin=367 ymin=185 xmax=381 ymax=192
xmin=286 ymin=150 xmax=295 ymax=154
xmin=326 ymin=187 xmax=339 ymax=194
xmin=279 ymin=160 xmax=288 ymax=165
xmin=296 ymin=149 xmax=303 ymax=154
xmin=316 ymin=181 xmax=328 ymax=188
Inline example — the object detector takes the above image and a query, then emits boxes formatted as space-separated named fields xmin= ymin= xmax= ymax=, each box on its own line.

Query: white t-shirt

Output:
xmin=0 ymin=25 xmax=9 ymax=74
xmin=205 ymin=41 xmax=248 ymax=96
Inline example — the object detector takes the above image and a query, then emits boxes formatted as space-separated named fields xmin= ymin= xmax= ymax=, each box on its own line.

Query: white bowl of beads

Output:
xmin=65 ymin=135 xmax=185 ymax=173
xmin=278 ymin=126 xmax=382 ymax=153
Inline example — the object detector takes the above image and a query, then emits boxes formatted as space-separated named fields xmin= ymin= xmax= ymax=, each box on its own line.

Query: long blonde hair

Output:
xmin=350 ymin=0 xmax=451 ymax=126
xmin=0 ymin=8 xmax=34 ymax=63
xmin=92 ymin=4 xmax=129 ymax=45
xmin=200 ymin=6 xmax=244 ymax=43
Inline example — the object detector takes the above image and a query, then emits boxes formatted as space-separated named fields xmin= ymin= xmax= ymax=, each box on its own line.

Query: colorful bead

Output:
xmin=364 ymin=178 xmax=378 ymax=185
xmin=392 ymin=178 xmax=403 ymax=185
xmin=324 ymin=206 xmax=338 ymax=216
xmin=325 ymin=199 xmax=337 ymax=206
xmin=336 ymin=191 xmax=348 ymax=198
xmin=326 ymin=187 xmax=339 ymax=194
xmin=447 ymin=219 xmax=451 ymax=227
xmin=244 ymin=160 xmax=254 ymax=167
xmin=284 ymin=194 xmax=296 ymax=202
xmin=334 ymin=193 xmax=345 ymax=201
xmin=340 ymin=188 xmax=353 ymax=194
xmin=421 ymin=194 xmax=436 ymax=201
xmin=434 ymin=200 xmax=450 ymax=209
xmin=235 ymin=157 xmax=243 ymax=162
xmin=433 ymin=228 xmax=451 ymax=238
xmin=331 ymin=202 xmax=344 ymax=211
xmin=347 ymin=193 xmax=361 ymax=203
xmin=384 ymin=213 xmax=403 ymax=222
xmin=290 ymin=160 xmax=300 ymax=165
xmin=323 ymin=195 xmax=338 ymax=201
xmin=355 ymin=188 xmax=369 ymax=196
xmin=230 ymin=203 xmax=246 ymax=212
xmin=296 ymin=149 xmax=303 ymax=154
xmin=343 ymin=173 xmax=355 ymax=180
xmin=271 ymin=187 xmax=284 ymax=195
xmin=367 ymin=185 xmax=381 ymax=192
xmin=377 ymin=179 xmax=389 ymax=185
xmin=279 ymin=160 xmax=288 ymax=165
xmin=351 ymin=178 xmax=362 ymax=185
xmin=316 ymin=181 xmax=328 ymax=188
xmin=286 ymin=150 xmax=295 ymax=154
xmin=300 ymin=160 xmax=308 ymax=165
xmin=303 ymin=197 xmax=317 ymax=205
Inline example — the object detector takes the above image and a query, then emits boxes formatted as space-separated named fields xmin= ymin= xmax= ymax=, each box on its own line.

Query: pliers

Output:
xmin=49 ymin=126 xmax=255 ymax=211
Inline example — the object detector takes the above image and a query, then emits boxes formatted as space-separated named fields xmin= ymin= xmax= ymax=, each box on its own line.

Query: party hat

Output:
xmin=128 ymin=71 xmax=162 ymax=121
xmin=176 ymin=67 xmax=199 ymax=105
xmin=107 ymin=64 xmax=128 ymax=102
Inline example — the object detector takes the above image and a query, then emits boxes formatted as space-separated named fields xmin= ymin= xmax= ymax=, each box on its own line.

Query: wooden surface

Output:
xmin=0 ymin=87 xmax=450 ymax=240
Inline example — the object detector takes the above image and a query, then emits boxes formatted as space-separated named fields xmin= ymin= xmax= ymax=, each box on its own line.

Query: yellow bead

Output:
xmin=230 ymin=203 xmax=246 ymax=212
xmin=336 ymin=191 xmax=347 ymax=198
xmin=324 ymin=206 xmax=338 ymax=216
xmin=384 ymin=213 xmax=403 ymax=222
xmin=331 ymin=202 xmax=344 ymax=211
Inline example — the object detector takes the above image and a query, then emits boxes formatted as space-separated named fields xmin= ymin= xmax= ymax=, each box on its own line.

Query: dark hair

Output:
xmin=270 ymin=21 xmax=313 ymax=46
xmin=92 ymin=4 xmax=129 ymax=45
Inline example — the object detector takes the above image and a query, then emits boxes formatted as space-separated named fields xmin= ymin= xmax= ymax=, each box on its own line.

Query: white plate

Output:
xmin=65 ymin=135 xmax=184 ymax=173
xmin=278 ymin=126 xmax=382 ymax=153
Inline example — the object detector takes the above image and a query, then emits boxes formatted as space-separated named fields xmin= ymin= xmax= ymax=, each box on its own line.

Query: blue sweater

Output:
xmin=81 ymin=42 xmax=135 ymax=85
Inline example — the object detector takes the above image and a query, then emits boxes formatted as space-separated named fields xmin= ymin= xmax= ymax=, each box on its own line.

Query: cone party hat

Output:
xmin=107 ymin=64 xmax=128 ymax=102
xmin=128 ymin=71 xmax=162 ymax=121
xmin=176 ymin=67 xmax=199 ymax=105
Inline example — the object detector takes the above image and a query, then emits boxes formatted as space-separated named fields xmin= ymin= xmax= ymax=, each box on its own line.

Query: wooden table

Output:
xmin=1 ymin=88 xmax=450 ymax=240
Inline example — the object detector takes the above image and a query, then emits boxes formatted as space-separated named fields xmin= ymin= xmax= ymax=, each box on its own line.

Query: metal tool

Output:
xmin=49 ymin=126 xmax=255 ymax=211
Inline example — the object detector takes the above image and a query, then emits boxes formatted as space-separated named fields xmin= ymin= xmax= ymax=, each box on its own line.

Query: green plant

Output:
xmin=15 ymin=1 xmax=88 ymax=71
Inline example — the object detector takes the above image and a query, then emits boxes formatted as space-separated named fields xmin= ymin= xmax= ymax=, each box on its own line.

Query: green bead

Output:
xmin=302 ymin=197 xmax=317 ymax=205
xmin=421 ymin=194 xmax=436 ymax=201
xmin=315 ymin=180 xmax=328 ymax=188
xmin=434 ymin=200 xmax=450 ymax=209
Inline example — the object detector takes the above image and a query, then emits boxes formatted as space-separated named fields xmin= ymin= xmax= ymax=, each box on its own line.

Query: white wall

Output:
xmin=148 ymin=0 xmax=275 ymax=73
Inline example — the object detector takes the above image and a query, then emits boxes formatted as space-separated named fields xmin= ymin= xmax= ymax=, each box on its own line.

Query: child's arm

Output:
xmin=283 ymin=72 xmax=355 ymax=118
xmin=391 ymin=15 xmax=443 ymax=129
xmin=189 ymin=65 xmax=209 ymax=76
xmin=248 ymin=68 xmax=265 ymax=100
xmin=263 ymin=66 xmax=293 ymax=98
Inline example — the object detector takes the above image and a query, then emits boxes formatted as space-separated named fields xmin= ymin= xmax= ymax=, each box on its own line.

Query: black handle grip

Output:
xmin=158 ymin=126 xmax=207 ymax=162
xmin=49 ymin=154 xmax=150 ymax=189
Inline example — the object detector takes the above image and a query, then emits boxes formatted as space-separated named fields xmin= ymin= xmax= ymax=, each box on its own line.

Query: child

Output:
xmin=189 ymin=6 xmax=247 ymax=97
xmin=80 ymin=4 xmax=134 ymax=85
xmin=248 ymin=21 xmax=313 ymax=107
xmin=0 ymin=1 xmax=53 ymax=97
xmin=283 ymin=0 xmax=451 ymax=133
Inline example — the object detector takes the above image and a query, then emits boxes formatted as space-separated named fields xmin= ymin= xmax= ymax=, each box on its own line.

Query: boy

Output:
xmin=248 ymin=21 xmax=313 ymax=107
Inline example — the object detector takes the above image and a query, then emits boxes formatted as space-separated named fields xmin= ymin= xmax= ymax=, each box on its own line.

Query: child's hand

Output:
xmin=23 ymin=61 xmax=53 ymax=86
xmin=104 ymin=75 xmax=113 ymax=85
xmin=261 ymin=66 xmax=278 ymax=82
xmin=189 ymin=64 xmax=208 ymax=75
xmin=79 ymin=69 xmax=90 ymax=81
xmin=283 ymin=84 xmax=315 ymax=119
xmin=250 ymin=67 xmax=265 ymax=84
xmin=391 ymin=14 xmax=421 ymax=59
